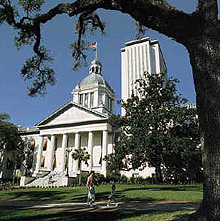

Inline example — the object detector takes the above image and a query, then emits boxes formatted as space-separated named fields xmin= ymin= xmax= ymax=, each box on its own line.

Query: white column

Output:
xmin=34 ymin=136 xmax=44 ymax=175
xmin=88 ymin=131 xmax=94 ymax=172
xmin=47 ymin=135 xmax=56 ymax=171
xmin=102 ymin=130 xmax=108 ymax=177
xmin=61 ymin=134 xmax=68 ymax=172
xmin=147 ymin=42 xmax=152 ymax=74
xmin=73 ymin=132 xmax=80 ymax=174
xmin=155 ymin=44 xmax=161 ymax=74
xmin=132 ymin=46 xmax=136 ymax=95
xmin=88 ymin=93 xmax=91 ymax=108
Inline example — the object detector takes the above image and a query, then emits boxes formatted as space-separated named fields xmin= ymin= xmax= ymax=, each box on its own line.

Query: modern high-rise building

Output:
xmin=121 ymin=37 xmax=167 ymax=103
xmin=120 ymin=37 xmax=167 ymax=178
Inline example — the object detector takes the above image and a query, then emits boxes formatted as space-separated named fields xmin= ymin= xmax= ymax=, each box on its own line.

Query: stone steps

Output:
xmin=26 ymin=170 xmax=66 ymax=187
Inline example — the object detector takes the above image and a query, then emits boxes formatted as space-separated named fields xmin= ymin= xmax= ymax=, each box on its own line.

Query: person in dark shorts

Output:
xmin=107 ymin=181 xmax=117 ymax=207
xmin=87 ymin=183 xmax=95 ymax=207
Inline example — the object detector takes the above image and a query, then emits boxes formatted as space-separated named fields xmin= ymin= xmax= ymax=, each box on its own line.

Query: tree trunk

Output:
xmin=186 ymin=37 xmax=220 ymax=221
xmin=155 ymin=164 xmax=163 ymax=184
xmin=79 ymin=170 xmax=82 ymax=186
xmin=78 ymin=161 xmax=82 ymax=185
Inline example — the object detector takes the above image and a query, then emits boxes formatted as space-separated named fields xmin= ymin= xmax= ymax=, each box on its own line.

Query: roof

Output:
xmin=79 ymin=72 xmax=115 ymax=94
xmin=35 ymin=101 xmax=109 ymax=127
xmin=80 ymin=72 xmax=106 ymax=87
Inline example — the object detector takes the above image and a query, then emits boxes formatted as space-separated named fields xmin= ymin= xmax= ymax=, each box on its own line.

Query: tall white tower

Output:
xmin=121 ymin=37 xmax=167 ymax=104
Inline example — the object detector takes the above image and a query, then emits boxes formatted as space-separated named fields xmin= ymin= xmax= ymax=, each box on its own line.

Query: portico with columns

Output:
xmin=33 ymin=123 xmax=112 ymax=178
xmin=20 ymin=58 xmax=115 ymax=187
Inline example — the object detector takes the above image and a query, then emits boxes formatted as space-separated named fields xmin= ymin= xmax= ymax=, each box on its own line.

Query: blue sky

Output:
xmin=0 ymin=1 xmax=199 ymax=127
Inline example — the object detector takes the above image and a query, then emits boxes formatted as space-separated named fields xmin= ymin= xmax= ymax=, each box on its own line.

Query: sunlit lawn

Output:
xmin=0 ymin=184 xmax=202 ymax=220
xmin=0 ymin=184 xmax=203 ymax=202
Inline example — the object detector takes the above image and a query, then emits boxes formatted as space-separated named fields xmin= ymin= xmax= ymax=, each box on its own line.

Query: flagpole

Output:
xmin=95 ymin=42 xmax=98 ymax=60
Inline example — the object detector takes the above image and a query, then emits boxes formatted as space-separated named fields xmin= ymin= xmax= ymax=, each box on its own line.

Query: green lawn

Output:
xmin=0 ymin=207 xmax=194 ymax=221
xmin=0 ymin=184 xmax=203 ymax=202
xmin=0 ymin=184 xmax=203 ymax=220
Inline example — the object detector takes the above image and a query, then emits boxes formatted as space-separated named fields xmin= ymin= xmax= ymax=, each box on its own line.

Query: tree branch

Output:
xmin=32 ymin=0 xmax=193 ymax=43
xmin=2 ymin=0 xmax=211 ymax=95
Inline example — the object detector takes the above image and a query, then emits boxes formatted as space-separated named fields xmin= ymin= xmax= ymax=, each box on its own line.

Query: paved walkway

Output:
xmin=0 ymin=199 xmax=199 ymax=213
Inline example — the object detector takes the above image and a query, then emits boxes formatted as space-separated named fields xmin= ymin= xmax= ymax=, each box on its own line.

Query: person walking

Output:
xmin=107 ymin=180 xmax=117 ymax=207
xmin=86 ymin=171 xmax=95 ymax=207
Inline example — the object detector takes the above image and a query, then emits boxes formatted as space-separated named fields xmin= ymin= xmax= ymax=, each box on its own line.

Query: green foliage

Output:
xmin=72 ymin=147 xmax=90 ymax=166
xmin=21 ymin=46 xmax=55 ymax=96
xmin=72 ymin=147 xmax=90 ymax=185
xmin=14 ymin=28 xmax=35 ymax=50
xmin=18 ymin=0 xmax=45 ymax=16
xmin=0 ymin=113 xmax=24 ymax=173
xmin=107 ymin=73 xmax=201 ymax=183
xmin=0 ymin=113 xmax=10 ymax=121
xmin=70 ymin=11 xmax=105 ymax=71
xmin=0 ymin=0 xmax=107 ymax=96
xmin=0 ymin=1 xmax=16 ymax=25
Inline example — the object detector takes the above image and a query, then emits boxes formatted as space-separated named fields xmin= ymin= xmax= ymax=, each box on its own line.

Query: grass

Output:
xmin=0 ymin=184 xmax=203 ymax=202
xmin=0 ymin=207 xmax=194 ymax=221
xmin=0 ymin=184 xmax=202 ymax=220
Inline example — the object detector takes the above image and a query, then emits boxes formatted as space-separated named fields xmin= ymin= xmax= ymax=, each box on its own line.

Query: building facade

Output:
xmin=19 ymin=59 xmax=116 ymax=187
xmin=121 ymin=37 xmax=167 ymax=103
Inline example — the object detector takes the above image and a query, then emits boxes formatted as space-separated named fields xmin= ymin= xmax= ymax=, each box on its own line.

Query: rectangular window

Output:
xmin=85 ymin=93 xmax=88 ymax=107
xmin=90 ymin=92 xmax=94 ymax=107
xmin=79 ymin=94 xmax=83 ymax=105
xmin=99 ymin=93 xmax=103 ymax=105
xmin=110 ymin=99 xmax=113 ymax=112
xmin=108 ymin=97 xmax=111 ymax=110
xmin=106 ymin=95 xmax=109 ymax=109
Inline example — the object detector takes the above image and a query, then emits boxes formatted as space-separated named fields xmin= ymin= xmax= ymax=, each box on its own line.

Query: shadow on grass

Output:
xmin=117 ymin=185 xmax=202 ymax=192
xmin=172 ymin=213 xmax=191 ymax=221
xmin=3 ymin=184 xmax=202 ymax=203
xmin=0 ymin=207 xmax=192 ymax=221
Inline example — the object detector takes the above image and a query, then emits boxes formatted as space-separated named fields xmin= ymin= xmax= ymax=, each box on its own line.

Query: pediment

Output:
xmin=36 ymin=101 xmax=107 ymax=127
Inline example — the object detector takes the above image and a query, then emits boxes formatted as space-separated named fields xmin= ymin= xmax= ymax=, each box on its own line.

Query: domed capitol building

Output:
xmin=0 ymin=37 xmax=167 ymax=187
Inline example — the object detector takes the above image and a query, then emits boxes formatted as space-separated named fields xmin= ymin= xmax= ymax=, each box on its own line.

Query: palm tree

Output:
xmin=72 ymin=147 xmax=90 ymax=185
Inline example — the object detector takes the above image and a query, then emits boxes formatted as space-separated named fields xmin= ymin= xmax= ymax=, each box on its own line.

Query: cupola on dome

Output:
xmin=79 ymin=59 xmax=108 ymax=89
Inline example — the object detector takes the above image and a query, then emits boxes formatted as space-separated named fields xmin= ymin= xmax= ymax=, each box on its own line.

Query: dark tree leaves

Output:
xmin=0 ymin=113 xmax=24 ymax=170
xmin=107 ymin=73 xmax=201 ymax=183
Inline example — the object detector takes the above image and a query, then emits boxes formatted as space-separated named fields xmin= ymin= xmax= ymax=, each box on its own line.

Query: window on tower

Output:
xmin=90 ymin=92 xmax=94 ymax=107
xmin=99 ymin=93 xmax=103 ymax=106
xmin=79 ymin=94 xmax=83 ymax=105
xmin=85 ymin=93 xmax=89 ymax=107
xmin=96 ymin=67 xmax=99 ymax=73
xmin=110 ymin=99 xmax=113 ymax=112
xmin=106 ymin=95 xmax=109 ymax=109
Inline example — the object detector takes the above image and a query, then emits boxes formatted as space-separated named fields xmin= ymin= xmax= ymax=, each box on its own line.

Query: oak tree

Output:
xmin=107 ymin=74 xmax=201 ymax=184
